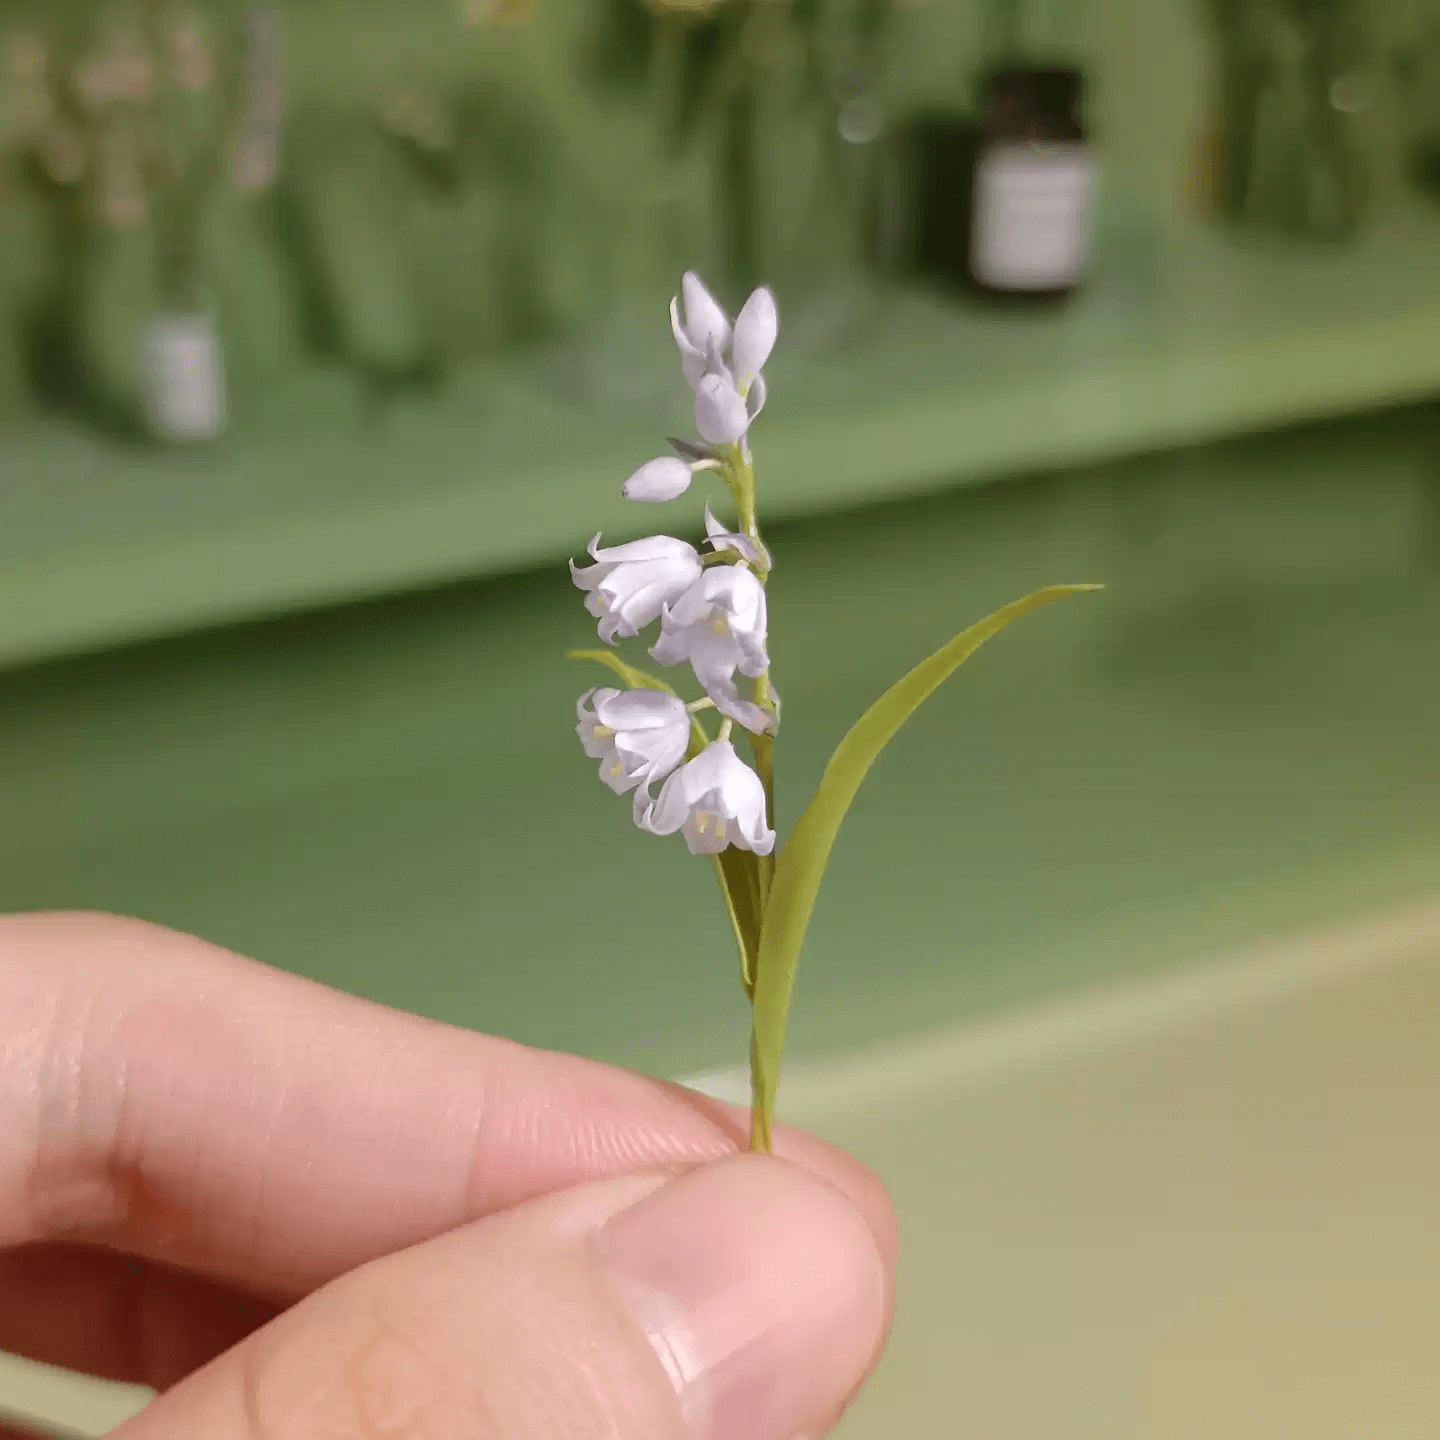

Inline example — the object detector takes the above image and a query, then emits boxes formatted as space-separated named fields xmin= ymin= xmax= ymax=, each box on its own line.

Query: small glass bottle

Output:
xmin=964 ymin=65 xmax=1095 ymax=300
xmin=886 ymin=65 xmax=1095 ymax=303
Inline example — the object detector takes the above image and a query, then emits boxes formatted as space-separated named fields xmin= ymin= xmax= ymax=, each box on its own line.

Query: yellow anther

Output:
xmin=714 ymin=818 xmax=727 ymax=843
xmin=593 ymin=724 xmax=614 ymax=738
xmin=608 ymin=762 xmax=624 ymax=777
xmin=695 ymin=812 xmax=710 ymax=834
xmin=710 ymin=618 xmax=728 ymax=634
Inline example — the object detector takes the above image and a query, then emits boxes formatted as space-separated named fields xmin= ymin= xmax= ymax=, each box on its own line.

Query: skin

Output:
xmin=0 ymin=912 xmax=896 ymax=1440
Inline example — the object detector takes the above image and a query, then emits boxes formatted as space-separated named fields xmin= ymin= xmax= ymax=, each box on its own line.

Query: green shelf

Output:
xmin=2 ymin=205 xmax=1440 ymax=671
xmin=0 ymin=406 xmax=1437 ymax=1080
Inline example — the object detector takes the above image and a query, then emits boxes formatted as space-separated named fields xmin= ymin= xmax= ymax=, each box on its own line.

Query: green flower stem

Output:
xmin=723 ymin=440 xmax=777 ymax=875
xmin=719 ymin=436 xmax=780 ymax=1150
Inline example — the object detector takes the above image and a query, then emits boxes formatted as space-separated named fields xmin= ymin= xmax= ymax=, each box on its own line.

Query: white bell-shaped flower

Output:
xmin=576 ymin=686 xmax=691 ymax=817
xmin=641 ymin=739 xmax=775 ymax=855
xmin=651 ymin=565 xmax=772 ymax=734
xmin=622 ymin=455 xmax=693 ymax=503
xmin=570 ymin=534 xmax=702 ymax=644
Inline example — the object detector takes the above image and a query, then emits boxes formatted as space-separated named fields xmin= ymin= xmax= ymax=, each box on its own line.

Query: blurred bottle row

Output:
xmin=2 ymin=0 xmax=1440 ymax=445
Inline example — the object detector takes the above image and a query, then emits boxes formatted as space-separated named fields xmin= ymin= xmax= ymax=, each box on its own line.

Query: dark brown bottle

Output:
xmin=889 ymin=66 xmax=1095 ymax=304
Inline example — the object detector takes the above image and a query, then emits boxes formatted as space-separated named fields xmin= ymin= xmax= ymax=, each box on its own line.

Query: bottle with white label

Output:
xmin=966 ymin=66 xmax=1095 ymax=301
xmin=143 ymin=310 xmax=227 ymax=441
xmin=882 ymin=65 xmax=1095 ymax=304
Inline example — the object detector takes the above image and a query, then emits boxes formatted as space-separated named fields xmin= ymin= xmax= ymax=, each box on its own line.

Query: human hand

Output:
xmin=1 ymin=913 xmax=895 ymax=1440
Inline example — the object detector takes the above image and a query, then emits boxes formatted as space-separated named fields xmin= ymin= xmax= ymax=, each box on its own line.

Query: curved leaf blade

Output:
xmin=567 ymin=648 xmax=678 ymax=695
xmin=748 ymin=583 xmax=1102 ymax=1150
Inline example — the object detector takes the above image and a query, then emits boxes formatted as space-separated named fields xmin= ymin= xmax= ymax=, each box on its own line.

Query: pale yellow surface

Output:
xmin=5 ymin=899 xmax=1440 ymax=1437
xmin=785 ymin=898 xmax=1440 ymax=1440
xmin=0 ymin=1355 xmax=150 ymax=1438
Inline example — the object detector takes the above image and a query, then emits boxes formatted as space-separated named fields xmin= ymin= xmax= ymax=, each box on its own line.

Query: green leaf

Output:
xmin=567 ymin=648 xmax=678 ymax=695
xmin=714 ymin=849 xmax=763 ymax=995
xmin=747 ymin=584 xmax=1103 ymax=1150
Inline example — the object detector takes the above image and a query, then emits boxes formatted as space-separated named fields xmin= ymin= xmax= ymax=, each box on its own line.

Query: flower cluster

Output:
xmin=570 ymin=273 xmax=779 ymax=857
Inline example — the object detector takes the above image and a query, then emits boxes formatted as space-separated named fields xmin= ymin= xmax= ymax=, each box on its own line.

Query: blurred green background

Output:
xmin=6 ymin=1 xmax=1440 ymax=1434
xmin=0 ymin=0 xmax=1439 ymax=1081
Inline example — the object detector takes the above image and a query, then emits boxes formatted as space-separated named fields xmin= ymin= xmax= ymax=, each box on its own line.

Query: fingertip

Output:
xmin=598 ymin=1154 xmax=890 ymax=1440
xmin=658 ymin=1080 xmax=899 ymax=1270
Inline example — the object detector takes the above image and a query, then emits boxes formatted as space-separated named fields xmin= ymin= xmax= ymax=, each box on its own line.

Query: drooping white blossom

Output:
xmin=640 ymin=739 xmax=776 ymax=856
xmin=651 ymin=565 xmax=772 ymax=734
xmin=576 ymin=686 xmax=691 ymax=817
xmin=622 ymin=455 xmax=694 ymax=503
xmin=570 ymin=534 xmax=702 ymax=644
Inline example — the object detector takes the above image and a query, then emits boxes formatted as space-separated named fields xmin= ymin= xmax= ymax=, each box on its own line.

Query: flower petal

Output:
xmin=569 ymin=555 xmax=601 ymax=593
xmin=575 ymin=686 xmax=620 ymax=759
xmin=695 ymin=372 xmax=750 ymax=445
xmin=598 ymin=750 xmax=642 ymax=795
xmin=736 ymin=806 xmax=776 ymax=855
xmin=596 ymin=610 xmax=628 ymax=645
xmin=606 ymin=575 xmax=690 ymax=636
xmin=680 ymin=271 xmax=731 ymax=354
xmin=670 ymin=297 xmax=709 ymax=391
xmin=682 ymin=809 xmax=732 ymax=855
xmin=648 ymin=615 xmax=691 ymax=669
xmin=689 ymin=637 xmax=773 ymax=735
xmin=732 ymin=286 xmax=778 ymax=390
xmin=639 ymin=763 xmax=694 ymax=836
xmin=745 ymin=372 xmax=767 ymax=422
xmin=593 ymin=688 xmax=688 ymax=733
xmin=703 ymin=501 xmax=772 ymax=570
xmin=710 ymin=565 xmax=769 ymax=649
xmin=587 ymin=534 xmax=699 ymax=565
xmin=623 ymin=456 xmax=693 ymax=504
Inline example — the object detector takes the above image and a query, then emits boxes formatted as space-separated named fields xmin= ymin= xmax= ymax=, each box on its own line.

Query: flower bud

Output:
xmin=623 ymin=456 xmax=693 ymax=503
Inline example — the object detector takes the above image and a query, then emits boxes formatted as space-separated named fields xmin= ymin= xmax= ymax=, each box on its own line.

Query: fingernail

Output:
xmin=597 ymin=1154 xmax=888 ymax=1440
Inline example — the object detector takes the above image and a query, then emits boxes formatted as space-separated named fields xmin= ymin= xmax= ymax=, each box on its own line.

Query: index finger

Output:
xmin=2 ymin=912 xmax=893 ymax=1300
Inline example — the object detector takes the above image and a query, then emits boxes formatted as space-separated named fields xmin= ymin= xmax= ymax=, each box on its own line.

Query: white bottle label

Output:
xmin=972 ymin=143 xmax=1095 ymax=290
xmin=144 ymin=313 xmax=227 ymax=440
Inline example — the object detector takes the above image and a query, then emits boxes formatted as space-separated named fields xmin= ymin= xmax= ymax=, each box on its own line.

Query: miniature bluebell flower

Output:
xmin=651 ymin=565 xmax=772 ymax=734
xmin=570 ymin=534 xmax=702 ymax=644
xmin=576 ymin=686 xmax=692 ymax=817
xmin=640 ymin=739 xmax=776 ymax=855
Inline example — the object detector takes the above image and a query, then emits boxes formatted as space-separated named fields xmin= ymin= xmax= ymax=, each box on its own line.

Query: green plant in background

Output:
xmin=1391 ymin=1 xmax=1440 ymax=202
xmin=1199 ymin=0 xmax=1375 ymax=240
xmin=582 ymin=0 xmax=893 ymax=302
xmin=569 ymin=272 xmax=1099 ymax=1149
xmin=0 ymin=29 xmax=51 ymax=425
xmin=0 ymin=0 xmax=292 ymax=437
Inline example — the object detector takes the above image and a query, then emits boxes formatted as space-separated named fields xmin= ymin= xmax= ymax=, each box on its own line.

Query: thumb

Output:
xmin=113 ymin=1155 xmax=893 ymax=1440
